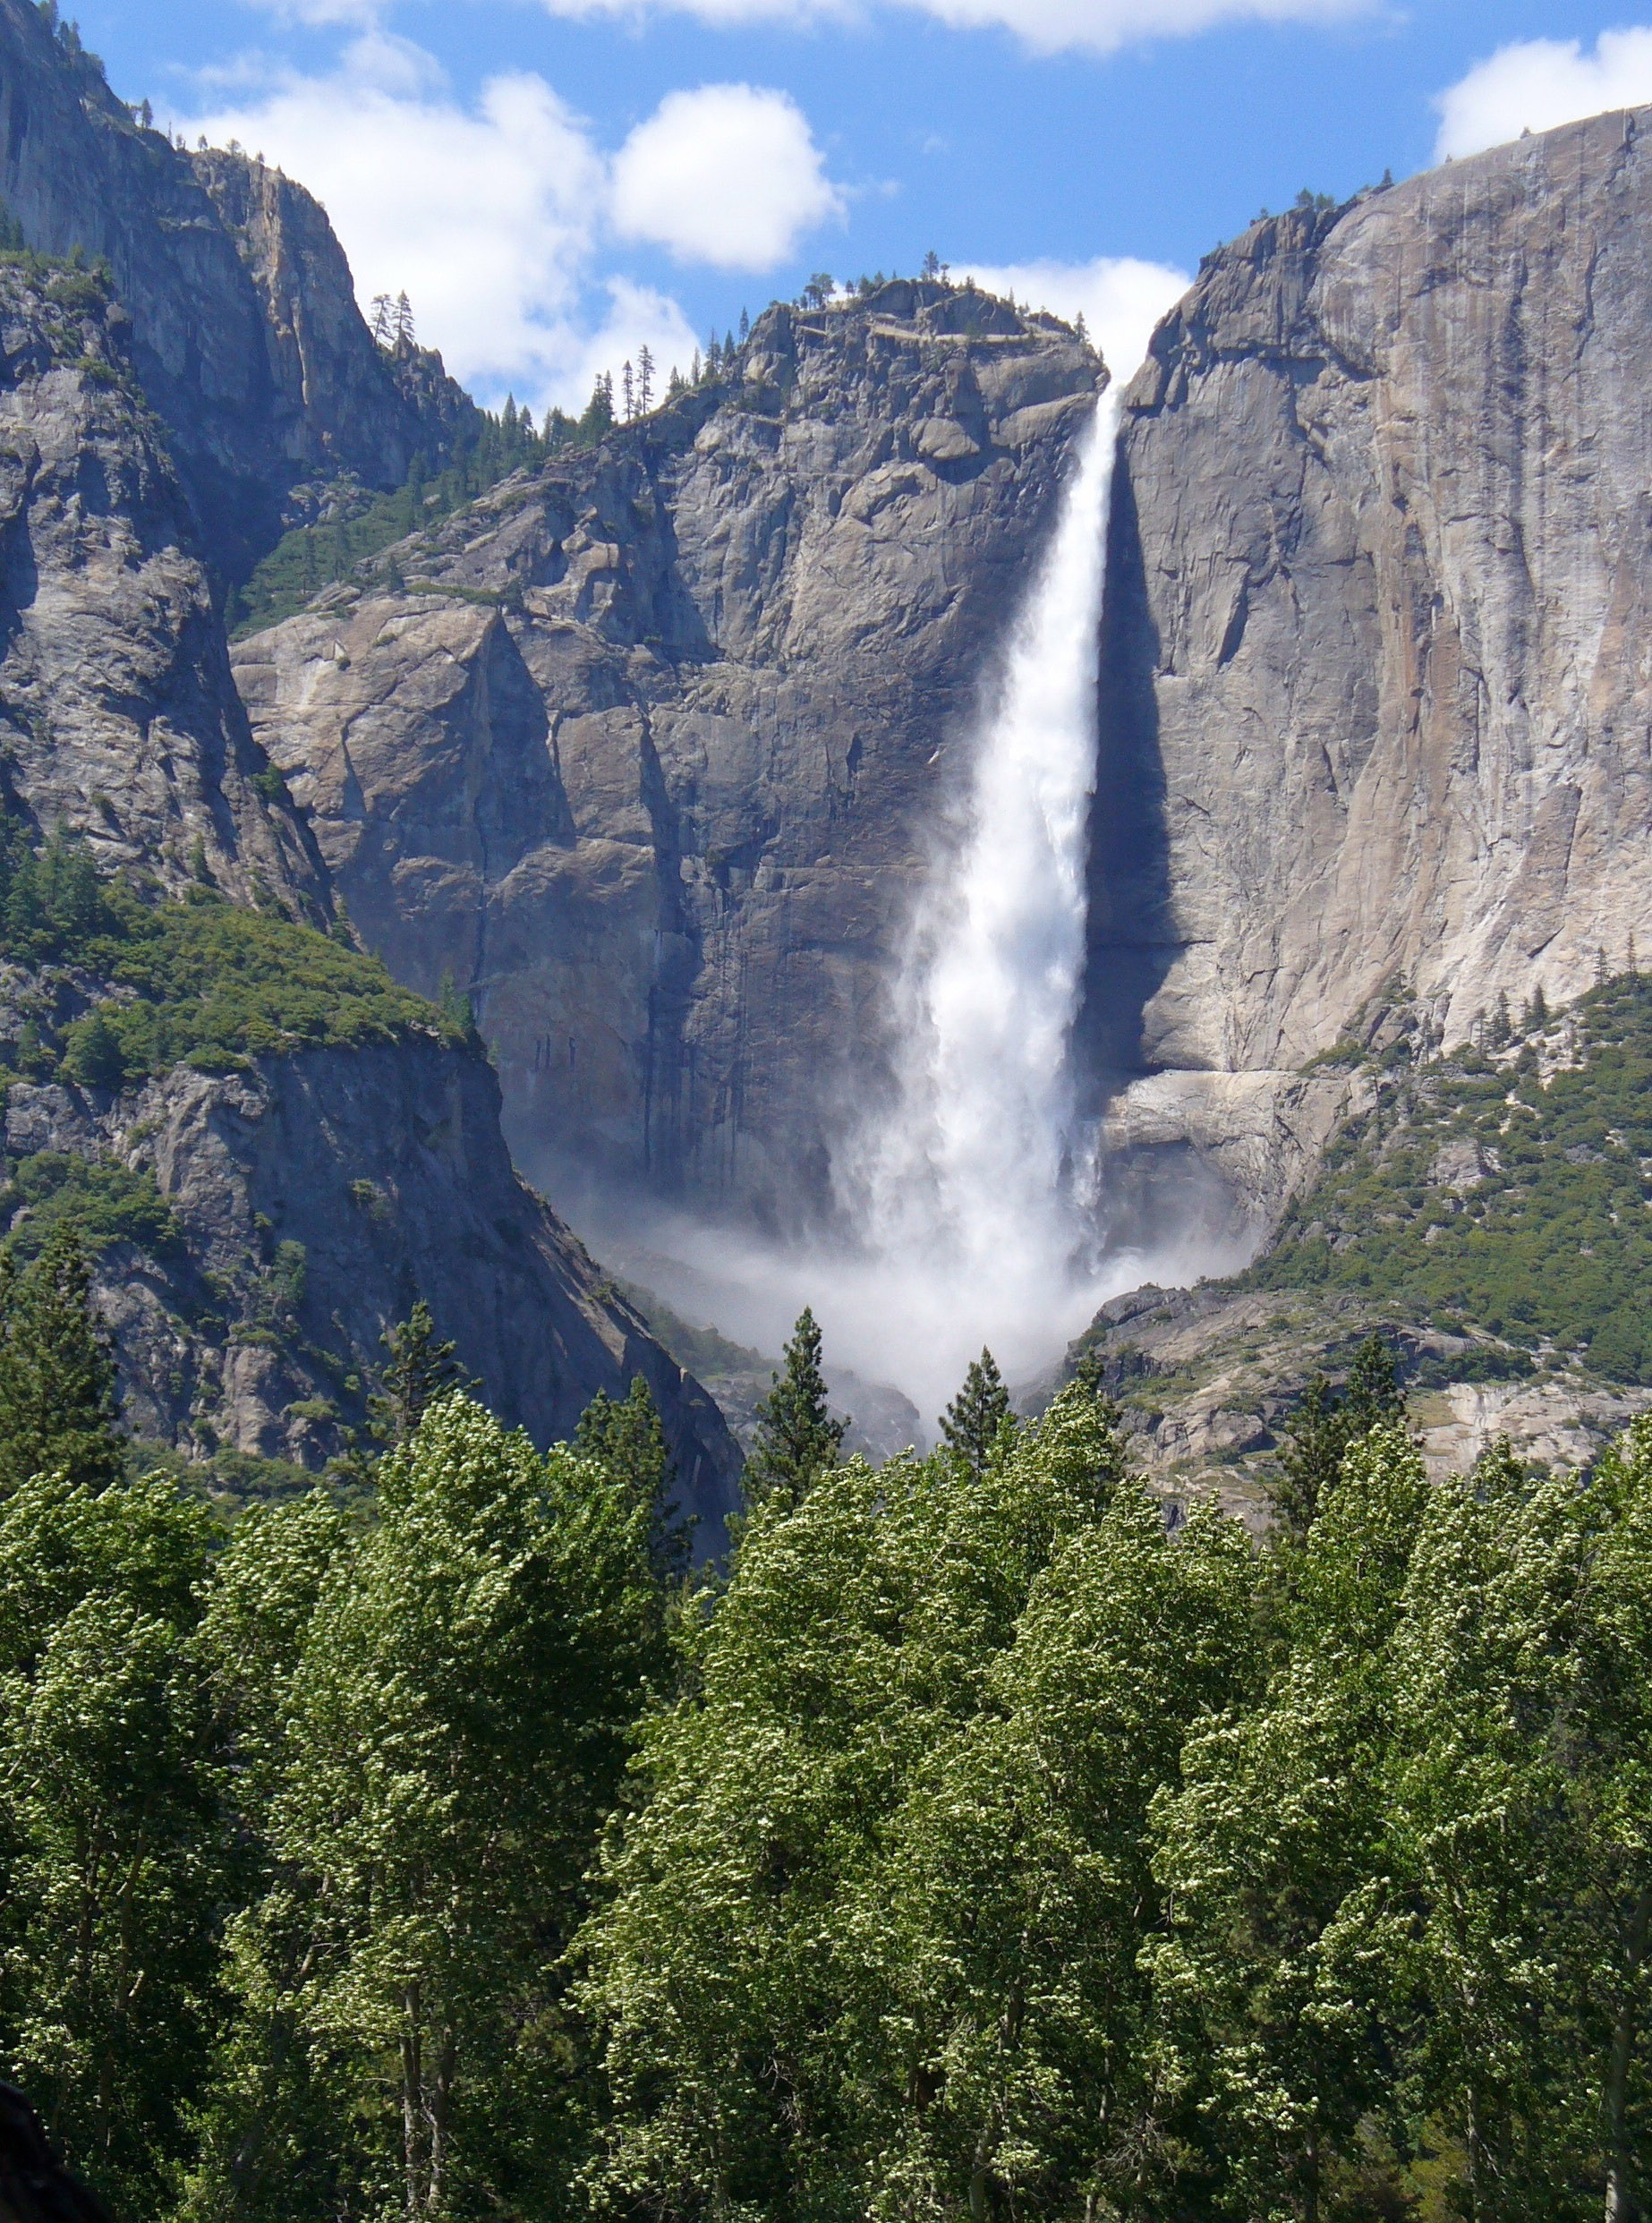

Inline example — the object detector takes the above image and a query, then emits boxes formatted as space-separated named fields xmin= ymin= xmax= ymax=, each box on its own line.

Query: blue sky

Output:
xmin=77 ymin=3 xmax=1652 ymax=416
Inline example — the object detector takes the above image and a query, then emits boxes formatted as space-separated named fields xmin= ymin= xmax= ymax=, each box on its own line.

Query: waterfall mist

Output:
xmin=582 ymin=360 xmax=1234 ymax=1436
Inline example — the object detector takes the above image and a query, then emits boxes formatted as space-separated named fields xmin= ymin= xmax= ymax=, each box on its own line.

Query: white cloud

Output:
xmin=541 ymin=0 xmax=1376 ymax=61
xmin=949 ymin=254 xmax=1190 ymax=381
xmin=179 ymin=46 xmax=839 ymax=415
xmin=240 ymin=0 xmax=387 ymax=24
xmin=611 ymin=84 xmax=842 ymax=269
xmin=566 ymin=279 xmax=703 ymax=404
xmin=1435 ymin=29 xmax=1652 ymax=163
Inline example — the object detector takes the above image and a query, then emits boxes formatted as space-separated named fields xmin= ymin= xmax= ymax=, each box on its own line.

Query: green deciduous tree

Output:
xmin=192 ymin=1393 xmax=668 ymax=2221
xmin=0 ymin=1468 xmax=219 ymax=2218
xmin=578 ymin=1380 xmax=1241 ymax=2222
xmin=1148 ymin=1426 xmax=1430 ymax=2221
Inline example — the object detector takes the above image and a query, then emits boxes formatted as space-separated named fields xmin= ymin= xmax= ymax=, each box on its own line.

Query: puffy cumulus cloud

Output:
xmin=949 ymin=255 xmax=1190 ymax=381
xmin=1434 ymin=29 xmax=1652 ymax=162
xmin=179 ymin=45 xmax=837 ymax=415
xmin=612 ymin=84 xmax=842 ymax=269
xmin=184 ymin=37 xmax=602 ymax=408
xmin=541 ymin=0 xmax=1375 ymax=60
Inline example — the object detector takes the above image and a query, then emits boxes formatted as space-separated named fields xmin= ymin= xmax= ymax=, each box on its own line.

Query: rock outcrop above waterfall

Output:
xmin=234 ymin=286 xmax=1102 ymax=1226
xmin=0 ymin=0 xmax=475 ymax=575
xmin=1086 ymin=108 xmax=1652 ymax=1231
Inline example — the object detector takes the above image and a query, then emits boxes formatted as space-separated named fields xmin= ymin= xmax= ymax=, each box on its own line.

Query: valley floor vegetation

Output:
xmin=7 ymin=1271 xmax=1652 ymax=2223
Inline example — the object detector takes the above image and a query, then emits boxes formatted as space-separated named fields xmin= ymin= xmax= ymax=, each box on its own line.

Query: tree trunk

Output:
xmin=1304 ymin=2123 xmax=1319 ymax=2223
xmin=401 ymin=1985 xmax=424 ymax=2221
xmin=1605 ymin=1887 xmax=1652 ymax=2223
xmin=427 ymin=2026 xmax=456 ymax=2215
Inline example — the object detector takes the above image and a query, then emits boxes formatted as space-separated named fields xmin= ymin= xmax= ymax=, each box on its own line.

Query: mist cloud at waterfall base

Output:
xmin=569 ymin=1183 xmax=1251 ymax=1443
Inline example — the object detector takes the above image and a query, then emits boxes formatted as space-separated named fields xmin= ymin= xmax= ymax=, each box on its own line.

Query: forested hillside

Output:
xmin=15 ymin=1284 xmax=1652 ymax=2223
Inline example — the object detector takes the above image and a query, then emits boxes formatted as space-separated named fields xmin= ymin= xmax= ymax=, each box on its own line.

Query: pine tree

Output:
xmin=738 ymin=306 xmax=749 ymax=341
xmin=635 ymin=344 xmax=654 ymax=413
xmin=575 ymin=1376 xmax=687 ymax=1577
xmin=580 ymin=370 xmax=614 ymax=439
xmin=393 ymin=291 xmax=414 ymax=349
xmin=743 ymin=1307 xmax=846 ymax=1512
xmin=939 ymin=1347 xmax=1012 ymax=1478
xmin=621 ymin=359 xmax=634 ymax=421
xmin=0 ymin=1226 xmax=123 ymax=1497
xmin=367 ymin=1299 xmax=473 ymax=1445
xmin=1265 ymin=1334 xmax=1406 ymax=1546
xmin=1489 ymin=989 xmax=1512 ymax=1048
xmin=1526 ymin=981 xmax=1550 ymax=1031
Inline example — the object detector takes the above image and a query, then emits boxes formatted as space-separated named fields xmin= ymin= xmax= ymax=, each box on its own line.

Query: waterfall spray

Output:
xmin=847 ymin=393 xmax=1118 ymax=1284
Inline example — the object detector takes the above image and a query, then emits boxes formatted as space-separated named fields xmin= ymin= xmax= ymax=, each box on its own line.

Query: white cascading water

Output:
xmin=594 ymin=276 xmax=1214 ymax=1429
xmin=848 ymin=393 xmax=1117 ymax=1280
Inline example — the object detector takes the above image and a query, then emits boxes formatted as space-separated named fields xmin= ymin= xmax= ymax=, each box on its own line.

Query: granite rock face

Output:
xmin=234 ymin=286 xmax=1102 ymax=1227
xmin=0 ymin=1027 xmax=741 ymax=1531
xmin=0 ymin=261 xmax=320 ymax=903
xmin=0 ymin=1 xmax=473 ymax=574
xmin=1086 ymin=108 xmax=1652 ymax=1227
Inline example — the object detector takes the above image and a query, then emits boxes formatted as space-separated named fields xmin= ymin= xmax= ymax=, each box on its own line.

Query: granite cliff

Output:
xmin=0 ymin=257 xmax=319 ymax=905
xmin=0 ymin=1012 xmax=739 ymax=1526
xmin=234 ymin=285 xmax=1103 ymax=1228
xmin=1087 ymin=106 xmax=1652 ymax=1239
xmin=0 ymin=138 xmax=738 ymax=1519
xmin=0 ymin=0 xmax=474 ymax=576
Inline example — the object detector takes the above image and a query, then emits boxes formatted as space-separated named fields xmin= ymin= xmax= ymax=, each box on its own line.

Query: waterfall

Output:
xmin=847 ymin=393 xmax=1118 ymax=1290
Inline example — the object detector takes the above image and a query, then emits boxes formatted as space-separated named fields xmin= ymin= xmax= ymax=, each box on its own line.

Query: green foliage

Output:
xmin=576 ymin=1382 xmax=1244 ymax=2221
xmin=366 ymin=1298 xmax=472 ymax=1444
xmin=229 ymin=405 xmax=575 ymax=639
xmin=574 ymin=1373 xmax=687 ymax=1577
xmin=0 ymin=1150 xmax=180 ymax=1263
xmin=1265 ymin=1330 xmax=1408 ymax=1545
xmin=742 ymin=1304 xmax=846 ymax=1511
xmin=0 ymin=826 xmax=455 ymax=1093
xmin=0 ymin=1462 xmax=217 ymax=2217
xmin=938 ymin=1342 xmax=1014 ymax=1477
xmin=0 ymin=1224 xmax=123 ymax=1498
xmin=1247 ymin=973 xmax=1652 ymax=1380
xmin=188 ymin=1393 xmax=668 ymax=2221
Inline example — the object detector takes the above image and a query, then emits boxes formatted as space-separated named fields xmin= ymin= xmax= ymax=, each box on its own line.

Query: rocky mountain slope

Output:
xmin=234 ymin=286 xmax=1101 ymax=1227
xmin=0 ymin=163 xmax=739 ymax=1522
xmin=0 ymin=896 xmax=741 ymax=1529
xmin=1048 ymin=970 xmax=1652 ymax=1525
xmin=0 ymin=257 xmax=319 ymax=904
xmin=1088 ymin=106 xmax=1652 ymax=1239
xmin=0 ymin=0 xmax=474 ymax=575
